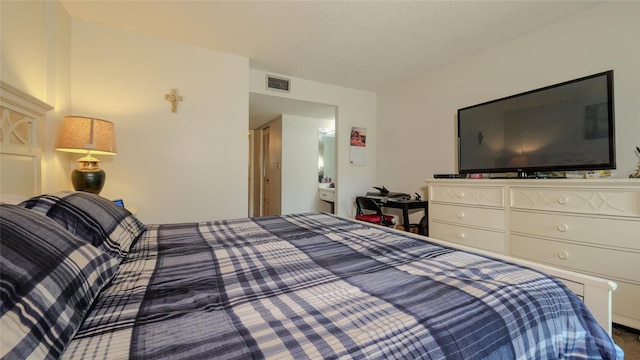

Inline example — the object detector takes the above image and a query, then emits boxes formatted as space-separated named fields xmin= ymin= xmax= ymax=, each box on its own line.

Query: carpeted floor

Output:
xmin=613 ymin=325 xmax=640 ymax=360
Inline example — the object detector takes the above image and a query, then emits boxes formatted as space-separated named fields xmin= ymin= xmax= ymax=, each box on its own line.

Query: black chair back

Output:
xmin=355 ymin=197 xmax=394 ymax=226
xmin=355 ymin=197 xmax=381 ymax=214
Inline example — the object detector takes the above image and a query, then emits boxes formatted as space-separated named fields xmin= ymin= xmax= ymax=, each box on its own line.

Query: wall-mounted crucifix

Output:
xmin=164 ymin=88 xmax=183 ymax=113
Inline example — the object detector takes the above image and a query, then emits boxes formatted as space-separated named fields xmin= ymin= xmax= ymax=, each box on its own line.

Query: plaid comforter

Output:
xmin=63 ymin=213 xmax=622 ymax=359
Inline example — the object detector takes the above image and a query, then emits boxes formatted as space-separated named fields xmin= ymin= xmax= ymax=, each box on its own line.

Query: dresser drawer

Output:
xmin=511 ymin=211 xmax=640 ymax=250
xmin=429 ymin=185 xmax=504 ymax=207
xmin=430 ymin=222 xmax=505 ymax=254
xmin=431 ymin=203 xmax=504 ymax=230
xmin=511 ymin=235 xmax=640 ymax=283
xmin=510 ymin=187 xmax=640 ymax=217
xmin=319 ymin=190 xmax=334 ymax=202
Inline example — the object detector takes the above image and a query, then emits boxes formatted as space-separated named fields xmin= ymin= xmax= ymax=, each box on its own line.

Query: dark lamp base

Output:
xmin=71 ymin=168 xmax=106 ymax=194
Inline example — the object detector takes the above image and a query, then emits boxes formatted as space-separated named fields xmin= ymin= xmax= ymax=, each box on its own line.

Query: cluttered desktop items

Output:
xmin=366 ymin=186 xmax=411 ymax=200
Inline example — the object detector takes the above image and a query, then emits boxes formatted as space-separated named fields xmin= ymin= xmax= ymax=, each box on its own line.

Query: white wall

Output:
xmin=1 ymin=1 xmax=47 ymax=100
xmin=16 ymin=2 xmax=628 ymax=225
xmin=70 ymin=21 xmax=249 ymax=224
xmin=1 ymin=0 xmax=71 ymax=194
xmin=250 ymin=70 xmax=377 ymax=217
xmin=2 ymin=2 xmax=375 ymax=222
xmin=378 ymin=2 xmax=640 ymax=211
xmin=281 ymin=115 xmax=333 ymax=214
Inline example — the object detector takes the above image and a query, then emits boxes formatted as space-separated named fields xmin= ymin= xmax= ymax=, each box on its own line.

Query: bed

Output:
xmin=0 ymin=191 xmax=624 ymax=359
xmin=0 ymin=84 xmax=623 ymax=359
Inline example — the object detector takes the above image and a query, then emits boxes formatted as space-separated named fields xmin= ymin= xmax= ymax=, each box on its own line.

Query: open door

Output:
xmin=261 ymin=126 xmax=273 ymax=216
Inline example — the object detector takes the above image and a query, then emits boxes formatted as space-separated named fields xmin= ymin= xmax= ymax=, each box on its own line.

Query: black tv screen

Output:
xmin=457 ymin=70 xmax=615 ymax=176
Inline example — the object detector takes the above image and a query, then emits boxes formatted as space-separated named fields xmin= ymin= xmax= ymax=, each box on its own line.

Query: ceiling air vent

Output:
xmin=266 ymin=75 xmax=291 ymax=93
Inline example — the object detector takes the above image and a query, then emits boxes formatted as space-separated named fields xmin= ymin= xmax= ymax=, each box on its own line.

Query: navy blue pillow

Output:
xmin=0 ymin=204 xmax=119 ymax=359
xmin=20 ymin=191 xmax=146 ymax=261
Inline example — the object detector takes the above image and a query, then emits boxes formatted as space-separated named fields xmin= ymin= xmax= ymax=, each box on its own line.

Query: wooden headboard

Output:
xmin=0 ymin=82 xmax=53 ymax=199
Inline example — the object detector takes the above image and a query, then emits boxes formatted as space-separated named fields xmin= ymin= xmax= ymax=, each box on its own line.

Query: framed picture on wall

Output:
xmin=350 ymin=127 xmax=367 ymax=166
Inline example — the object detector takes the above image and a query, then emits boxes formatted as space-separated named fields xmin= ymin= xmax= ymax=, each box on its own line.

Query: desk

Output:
xmin=374 ymin=198 xmax=428 ymax=234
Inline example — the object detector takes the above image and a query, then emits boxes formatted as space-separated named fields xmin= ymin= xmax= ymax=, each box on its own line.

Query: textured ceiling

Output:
xmin=60 ymin=1 xmax=600 ymax=93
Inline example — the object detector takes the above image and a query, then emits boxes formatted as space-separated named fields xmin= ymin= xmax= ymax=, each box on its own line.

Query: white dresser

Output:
xmin=428 ymin=183 xmax=506 ymax=254
xmin=427 ymin=178 xmax=640 ymax=330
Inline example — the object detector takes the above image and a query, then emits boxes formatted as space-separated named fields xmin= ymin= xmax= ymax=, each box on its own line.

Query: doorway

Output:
xmin=261 ymin=126 xmax=273 ymax=216
xmin=249 ymin=93 xmax=337 ymax=217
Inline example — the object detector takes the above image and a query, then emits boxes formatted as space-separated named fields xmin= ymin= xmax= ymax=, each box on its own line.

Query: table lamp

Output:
xmin=55 ymin=116 xmax=117 ymax=194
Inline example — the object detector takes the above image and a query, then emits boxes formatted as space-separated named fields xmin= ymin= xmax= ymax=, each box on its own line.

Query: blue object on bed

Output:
xmin=56 ymin=212 xmax=622 ymax=359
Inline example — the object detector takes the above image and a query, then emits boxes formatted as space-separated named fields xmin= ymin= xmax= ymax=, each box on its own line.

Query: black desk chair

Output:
xmin=355 ymin=197 xmax=395 ymax=227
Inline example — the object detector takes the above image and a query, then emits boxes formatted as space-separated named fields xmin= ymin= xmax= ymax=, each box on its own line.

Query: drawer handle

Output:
xmin=558 ymin=196 xmax=568 ymax=205
xmin=557 ymin=224 xmax=568 ymax=232
xmin=456 ymin=212 xmax=465 ymax=219
xmin=456 ymin=192 xmax=465 ymax=198
xmin=557 ymin=251 xmax=569 ymax=260
xmin=457 ymin=233 xmax=465 ymax=239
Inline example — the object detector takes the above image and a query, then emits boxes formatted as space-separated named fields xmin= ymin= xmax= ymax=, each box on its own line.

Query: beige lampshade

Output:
xmin=55 ymin=116 xmax=117 ymax=155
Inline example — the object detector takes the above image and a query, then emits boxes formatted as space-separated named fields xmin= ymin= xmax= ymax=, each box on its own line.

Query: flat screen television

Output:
xmin=457 ymin=70 xmax=615 ymax=177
